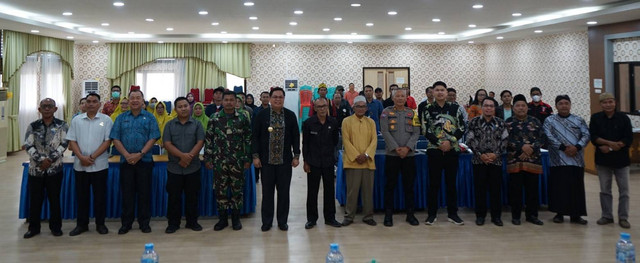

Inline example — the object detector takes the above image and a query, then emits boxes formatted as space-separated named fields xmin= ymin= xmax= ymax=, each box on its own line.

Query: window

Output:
xmin=614 ymin=62 xmax=640 ymax=115
xmin=226 ymin=73 xmax=245 ymax=93
xmin=135 ymin=59 xmax=184 ymax=102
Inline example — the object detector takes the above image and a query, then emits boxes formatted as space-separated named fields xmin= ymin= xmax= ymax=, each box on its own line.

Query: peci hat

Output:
xmin=599 ymin=92 xmax=614 ymax=102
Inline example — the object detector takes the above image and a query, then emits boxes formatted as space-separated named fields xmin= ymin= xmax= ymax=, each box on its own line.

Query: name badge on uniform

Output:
xmin=226 ymin=128 xmax=232 ymax=134
xmin=310 ymin=131 xmax=318 ymax=135
xmin=99 ymin=121 xmax=104 ymax=127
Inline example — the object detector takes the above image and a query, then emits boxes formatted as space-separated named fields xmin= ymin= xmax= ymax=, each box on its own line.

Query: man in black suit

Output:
xmin=252 ymin=87 xmax=301 ymax=232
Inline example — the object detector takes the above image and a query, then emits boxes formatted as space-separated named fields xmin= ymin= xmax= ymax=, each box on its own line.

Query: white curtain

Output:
xmin=40 ymin=53 xmax=64 ymax=120
xmin=18 ymin=53 xmax=64 ymax=143
xmin=136 ymin=58 xmax=185 ymax=102
xmin=19 ymin=55 xmax=39 ymax=144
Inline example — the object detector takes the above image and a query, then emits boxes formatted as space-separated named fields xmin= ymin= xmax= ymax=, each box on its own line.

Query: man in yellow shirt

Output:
xmin=341 ymin=96 xmax=377 ymax=227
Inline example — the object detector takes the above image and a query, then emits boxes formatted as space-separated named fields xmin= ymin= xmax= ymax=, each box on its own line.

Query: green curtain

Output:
xmin=184 ymin=58 xmax=227 ymax=95
xmin=107 ymin=43 xmax=251 ymax=83
xmin=2 ymin=30 xmax=75 ymax=152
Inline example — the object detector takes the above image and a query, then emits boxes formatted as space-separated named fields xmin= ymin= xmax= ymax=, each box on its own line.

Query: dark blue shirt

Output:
xmin=110 ymin=110 xmax=161 ymax=163
xmin=366 ymin=99 xmax=383 ymax=132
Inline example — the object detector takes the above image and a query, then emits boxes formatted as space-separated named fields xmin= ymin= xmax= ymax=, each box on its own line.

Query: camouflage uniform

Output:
xmin=204 ymin=109 xmax=252 ymax=210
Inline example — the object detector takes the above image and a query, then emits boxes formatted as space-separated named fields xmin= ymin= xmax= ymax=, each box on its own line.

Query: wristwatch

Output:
xmin=365 ymin=153 xmax=370 ymax=159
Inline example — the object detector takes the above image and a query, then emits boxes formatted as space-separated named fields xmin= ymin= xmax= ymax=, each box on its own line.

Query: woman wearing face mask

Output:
xmin=146 ymin=97 xmax=158 ymax=114
xmin=110 ymin=97 xmax=129 ymax=122
xmin=102 ymin=85 xmax=122 ymax=116
xmin=154 ymin=101 xmax=173 ymax=146
xmin=467 ymin=89 xmax=487 ymax=119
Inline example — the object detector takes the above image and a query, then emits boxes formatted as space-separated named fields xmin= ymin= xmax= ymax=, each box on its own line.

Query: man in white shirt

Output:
xmin=66 ymin=93 xmax=114 ymax=236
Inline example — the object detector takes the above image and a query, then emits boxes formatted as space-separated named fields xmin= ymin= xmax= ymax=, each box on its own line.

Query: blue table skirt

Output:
xmin=19 ymin=162 xmax=256 ymax=220
xmin=336 ymin=151 xmax=549 ymax=210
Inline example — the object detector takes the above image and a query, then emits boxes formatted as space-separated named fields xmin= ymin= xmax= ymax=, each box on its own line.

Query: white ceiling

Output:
xmin=1 ymin=0 xmax=640 ymax=44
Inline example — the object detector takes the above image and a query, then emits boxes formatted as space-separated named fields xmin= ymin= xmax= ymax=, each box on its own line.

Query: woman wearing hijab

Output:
xmin=186 ymin=93 xmax=197 ymax=113
xmin=146 ymin=97 xmax=158 ymax=114
xmin=110 ymin=97 xmax=129 ymax=122
xmin=154 ymin=101 xmax=173 ymax=146
xmin=192 ymin=102 xmax=209 ymax=130
xmin=245 ymin=94 xmax=257 ymax=110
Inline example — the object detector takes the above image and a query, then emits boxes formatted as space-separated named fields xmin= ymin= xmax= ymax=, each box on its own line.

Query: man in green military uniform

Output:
xmin=204 ymin=90 xmax=252 ymax=231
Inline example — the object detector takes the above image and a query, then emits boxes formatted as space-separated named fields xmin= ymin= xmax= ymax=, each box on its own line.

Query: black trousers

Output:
xmin=28 ymin=172 xmax=63 ymax=232
xmin=261 ymin=163 xmax=292 ymax=226
xmin=549 ymin=166 xmax=587 ymax=217
xmin=75 ymin=169 xmax=108 ymax=227
xmin=384 ymin=155 xmax=416 ymax=212
xmin=473 ymin=164 xmax=502 ymax=219
xmin=509 ymin=171 xmax=540 ymax=219
xmin=120 ymin=161 xmax=152 ymax=228
xmin=306 ymin=166 xmax=336 ymax=223
xmin=427 ymin=150 xmax=459 ymax=216
xmin=166 ymin=170 xmax=201 ymax=227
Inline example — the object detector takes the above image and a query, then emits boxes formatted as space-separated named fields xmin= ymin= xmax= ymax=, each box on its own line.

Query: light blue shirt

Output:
xmin=110 ymin=110 xmax=161 ymax=163
xmin=67 ymin=113 xmax=113 ymax=171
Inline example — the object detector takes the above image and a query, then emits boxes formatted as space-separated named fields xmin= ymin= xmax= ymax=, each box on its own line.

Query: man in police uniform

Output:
xmin=205 ymin=91 xmax=252 ymax=231
xmin=380 ymin=88 xmax=421 ymax=227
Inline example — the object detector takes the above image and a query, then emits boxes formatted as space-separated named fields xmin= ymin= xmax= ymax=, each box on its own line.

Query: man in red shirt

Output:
xmin=101 ymin=85 xmax=121 ymax=116
xmin=527 ymin=87 xmax=553 ymax=124
xmin=402 ymin=84 xmax=417 ymax=110
xmin=343 ymin=83 xmax=360 ymax=106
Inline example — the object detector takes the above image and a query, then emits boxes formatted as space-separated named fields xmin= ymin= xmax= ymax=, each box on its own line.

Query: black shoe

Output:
xmin=325 ymin=220 xmax=342 ymax=228
xmin=425 ymin=215 xmax=437 ymax=225
xmin=261 ymin=224 xmax=272 ymax=232
xmin=570 ymin=217 xmax=588 ymax=225
xmin=448 ymin=214 xmax=464 ymax=225
xmin=363 ymin=219 xmax=377 ymax=226
xmin=23 ymin=230 xmax=40 ymax=239
xmin=140 ymin=225 xmax=152 ymax=233
xmin=215 ymin=211 xmax=229 ymax=231
xmin=186 ymin=222 xmax=203 ymax=231
xmin=596 ymin=217 xmax=614 ymax=225
xmin=96 ymin=225 xmax=109 ymax=234
xmin=341 ymin=220 xmax=353 ymax=227
xmin=69 ymin=226 xmax=88 ymax=236
xmin=491 ymin=218 xmax=503 ymax=226
xmin=553 ymin=214 xmax=564 ymax=223
xmin=278 ymin=223 xmax=288 ymax=231
xmin=305 ymin=221 xmax=316 ymax=229
xmin=406 ymin=214 xmax=419 ymax=226
xmin=165 ymin=225 xmax=179 ymax=234
xmin=512 ymin=219 xmax=521 ymax=225
xmin=383 ymin=213 xmax=393 ymax=227
xmin=620 ymin=219 xmax=631 ymax=229
xmin=526 ymin=217 xmax=544 ymax=225
xmin=51 ymin=229 xmax=63 ymax=236
xmin=231 ymin=210 xmax=242 ymax=231
xmin=475 ymin=217 xmax=485 ymax=226
xmin=118 ymin=226 xmax=131 ymax=235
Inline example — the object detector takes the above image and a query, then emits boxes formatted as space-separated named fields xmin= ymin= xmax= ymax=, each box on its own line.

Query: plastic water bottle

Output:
xmin=141 ymin=243 xmax=159 ymax=263
xmin=617 ymin=232 xmax=636 ymax=263
xmin=326 ymin=243 xmax=344 ymax=263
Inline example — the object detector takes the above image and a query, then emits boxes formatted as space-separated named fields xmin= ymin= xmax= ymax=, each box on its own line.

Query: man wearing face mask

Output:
xmin=102 ymin=85 xmax=122 ymax=116
xmin=527 ymin=87 xmax=553 ymax=124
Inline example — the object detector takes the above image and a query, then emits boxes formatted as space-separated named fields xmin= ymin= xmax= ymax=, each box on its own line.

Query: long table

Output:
xmin=19 ymin=155 xmax=256 ymax=220
xmin=336 ymin=150 xmax=550 ymax=210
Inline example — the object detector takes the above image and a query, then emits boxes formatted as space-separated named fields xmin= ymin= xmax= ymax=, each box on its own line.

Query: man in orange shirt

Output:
xmin=343 ymin=83 xmax=360 ymax=106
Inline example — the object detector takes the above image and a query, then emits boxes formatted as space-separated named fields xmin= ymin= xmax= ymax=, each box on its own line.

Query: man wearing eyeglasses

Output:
xmin=302 ymin=97 xmax=342 ymax=229
xmin=23 ymin=98 xmax=69 ymax=238
xmin=252 ymin=87 xmax=301 ymax=232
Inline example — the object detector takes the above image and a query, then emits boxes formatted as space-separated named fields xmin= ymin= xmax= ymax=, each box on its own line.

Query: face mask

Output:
xmin=150 ymin=103 xmax=156 ymax=109
xmin=112 ymin=91 xmax=121 ymax=99
xmin=532 ymin=95 xmax=541 ymax=102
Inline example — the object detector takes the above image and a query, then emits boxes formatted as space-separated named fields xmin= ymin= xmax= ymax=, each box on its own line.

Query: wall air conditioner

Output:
xmin=83 ymin=80 xmax=99 ymax=97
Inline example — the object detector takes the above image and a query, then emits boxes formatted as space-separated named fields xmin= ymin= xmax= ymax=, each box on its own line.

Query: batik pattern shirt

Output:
xmin=466 ymin=116 xmax=508 ymax=165
xmin=543 ymin=114 xmax=590 ymax=167
xmin=422 ymin=102 xmax=466 ymax=152
xmin=268 ymin=109 xmax=285 ymax=165
xmin=24 ymin=118 xmax=69 ymax=176
xmin=505 ymin=116 xmax=544 ymax=174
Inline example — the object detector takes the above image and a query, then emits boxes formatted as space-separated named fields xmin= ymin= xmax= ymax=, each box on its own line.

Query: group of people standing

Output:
xmin=22 ymin=80 xmax=633 ymax=239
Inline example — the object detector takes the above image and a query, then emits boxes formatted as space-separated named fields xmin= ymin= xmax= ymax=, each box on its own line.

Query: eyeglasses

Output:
xmin=40 ymin=104 xmax=55 ymax=109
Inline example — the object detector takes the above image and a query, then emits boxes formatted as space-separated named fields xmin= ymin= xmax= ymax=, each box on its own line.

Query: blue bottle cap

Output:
xmin=621 ymin=233 xmax=631 ymax=240
xmin=145 ymin=243 xmax=154 ymax=250
xmin=330 ymin=243 xmax=339 ymax=250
